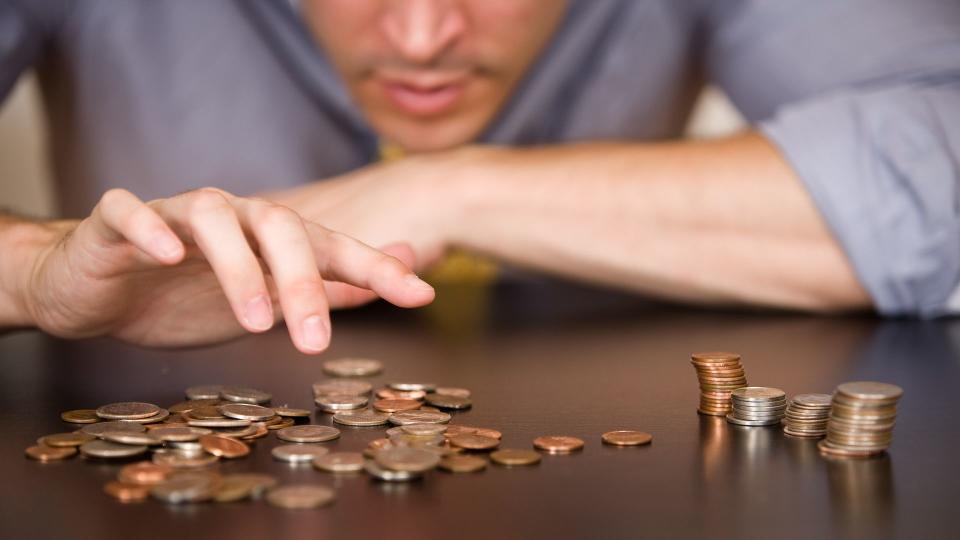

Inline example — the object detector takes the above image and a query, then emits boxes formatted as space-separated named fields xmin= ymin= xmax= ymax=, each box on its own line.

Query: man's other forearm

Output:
xmin=0 ymin=215 xmax=66 ymax=327
xmin=448 ymin=133 xmax=870 ymax=311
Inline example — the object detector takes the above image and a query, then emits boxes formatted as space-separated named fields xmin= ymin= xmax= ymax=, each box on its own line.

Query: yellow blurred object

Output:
xmin=378 ymin=141 xmax=498 ymax=286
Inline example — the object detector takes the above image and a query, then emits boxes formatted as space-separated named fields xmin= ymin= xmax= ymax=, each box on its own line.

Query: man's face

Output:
xmin=303 ymin=0 xmax=568 ymax=153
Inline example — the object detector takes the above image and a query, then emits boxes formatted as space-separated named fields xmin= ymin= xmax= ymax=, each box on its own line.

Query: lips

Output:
xmin=378 ymin=75 xmax=468 ymax=117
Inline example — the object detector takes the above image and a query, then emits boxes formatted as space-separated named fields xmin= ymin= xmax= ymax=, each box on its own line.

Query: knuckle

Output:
xmin=98 ymin=188 xmax=132 ymax=209
xmin=186 ymin=189 xmax=232 ymax=216
xmin=254 ymin=204 xmax=301 ymax=230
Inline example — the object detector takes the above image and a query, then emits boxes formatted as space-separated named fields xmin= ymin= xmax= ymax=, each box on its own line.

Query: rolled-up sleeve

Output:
xmin=706 ymin=0 xmax=960 ymax=316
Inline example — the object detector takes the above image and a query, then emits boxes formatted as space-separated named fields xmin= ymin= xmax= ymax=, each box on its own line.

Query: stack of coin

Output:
xmin=819 ymin=381 xmax=902 ymax=458
xmin=782 ymin=393 xmax=832 ymax=438
xmin=726 ymin=387 xmax=787 ymax=426
xmin=690 ymin=352 xmax=748 ymax=416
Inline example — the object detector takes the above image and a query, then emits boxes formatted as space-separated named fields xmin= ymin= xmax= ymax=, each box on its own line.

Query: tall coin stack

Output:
xmin=782 ymin=393 xmax=832 ymax=437
xmin=691 ymin=352 xmax=748 ymax=416
xmin=726 ymin=387 xmax=787 ymax=426
xmin=818 ymin=381 xmax=903 ymax=458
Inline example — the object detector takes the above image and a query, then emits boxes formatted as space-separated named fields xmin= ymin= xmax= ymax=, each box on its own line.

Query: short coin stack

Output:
xmin=726 ymin=387 xmax=787 ymax=426
xmin=818 ymin=381 xmax=903 ymax=458
xmin=782 ymin=393 xmax=832 ymax=438
xmin=691 ymin=352 xmax=748 ymax=416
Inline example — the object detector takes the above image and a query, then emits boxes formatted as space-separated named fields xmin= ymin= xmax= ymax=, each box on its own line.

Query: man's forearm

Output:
xmin=446 ymin=132 xmax=870 ymax=311
xmin=0 ymin=215 xmax=67 ymax=327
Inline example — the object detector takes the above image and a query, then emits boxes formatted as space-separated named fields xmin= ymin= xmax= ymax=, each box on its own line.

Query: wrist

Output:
xmin=0 ymin=219 xmax=70 ymax=328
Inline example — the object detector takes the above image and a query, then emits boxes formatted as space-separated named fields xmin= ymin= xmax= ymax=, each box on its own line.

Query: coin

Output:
xmin=725 ymin=414 xmax=782 ymax=427
xmin=214 ymin=473 xmax=277 ymax=502
xmin=25 ymin=445 xmax=76 ymax=462
xmin=389 ymin=433 xmax=445 ymax=447
xmin=150 ymin=470 xmax=222 ymax=503
xmin=266 ymin=485 xmax=336 ymax=509
xmin=732 ymin=387 xmax=787 ymax=402
xmin=323 ymin=357 xmax=383 ymax=377
xmin=490 ymin=449 xmax=541 ymax=467
xmin=364 ymin=460 xmax=423 ymax=482
xmin=449 ymin=434 xmax=500 ymax=451
xmin=315 ymin=394 xmax=369 ymax=412
xmin=374 ymin=446 xmax=441 ymax=472
xmin=277 ymin=425 xmax=341 ymax=442
xmin=118 ymin=462 xmax=173 ymax=485
xmin=38 ymin=432 xmax=95 ymax=447
xmin=389 ymin=382 xmax=437 ymax=392
xmin=401 ymin=423 xmax=447 ymax=436
xmin=533 ymin=436 xmax=585 ymax=454
xmin=104 ymin=481 xmax=149 ymax=503
xmin=219 ymin=403 xmax=275 ymax=421
xmin=274 ymin=406 xmax=311 ymax=418
xmin=101 ymin=431 xmax=162 ymax=446
xmin=199 ymin=434 xmax=250 ymax=458
xmin=313 ymin=452 xmax=365 ymax=473
xmin=835 ymin=382 xmax=903 ymax=402
xmin=438 ymin=454 xmax=487 ymax=473
xmin=691 ymin=352 xmax=747 ymax=416
xmin=388 ymin=410 xmax=451 ymax=425
xmin=220 ymin=386 xmax=272 ymax=404
xmin=152 ymin=449 xmax=219 ymax=468
xmin=126 ymin=408 xmax=170 ymax=424
xmin=373 ymin=398 xmax=422 ymax=413
xmin=185 ymin=385 xmax=223 ymax=400
xmin=150 ymin=426 xmax=212 ymax=442
xmin=376 ymin=388 xmax=427 ymax=401
xmin=60 ymin=409 xmax=100 ymax=424
xmin=601 ymin=430 xmax=653 ymax=446
xmin=217 ymin=421 xmax=264 ymax=438
xmin=272 ymin=444 xmax=331 ymax=463
xmin=268 ymin=418 xmax=296 ymax=430
xmin=80 ymin=439 xmax=148 ymax=459
xmin=332 ymin=410 xmax=391 ymax=427
xmin=168 ymin=399 xmax=221 ymax=414
xmin=240 ymin=423 xmax=270 ymax=440
xmin=96 ymin=402 xmax=162 ymax=420
xmin=313 ymin=380 xmax=372 ymax=397
xmin=434 ymin=387 xmax=471 ymax=399
xmin=424 ymin=394 xmax=472 ymax=410
xmin=187 ymin=417 xmax=252 ymax=428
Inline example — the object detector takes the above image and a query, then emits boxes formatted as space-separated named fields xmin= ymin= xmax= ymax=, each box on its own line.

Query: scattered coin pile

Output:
xmin=818 ymin=382 xmax=903 ymax=459
xmin=782 ymin=393 xmax=832 ymax=438
xmin=25 ymin=356 xmax=653 ymax=508
xmin=690 ymin=352 xmax=748 ymax=416
xmin=726 ymin=387 xmax=787 ymax=427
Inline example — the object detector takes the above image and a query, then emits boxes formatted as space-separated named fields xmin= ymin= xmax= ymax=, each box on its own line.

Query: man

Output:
xmin=1 ymin=0 xmax=958 ymax=353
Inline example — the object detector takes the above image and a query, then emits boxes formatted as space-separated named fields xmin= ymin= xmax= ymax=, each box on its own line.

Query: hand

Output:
xmin=20 ymin=188 xmax=435 ymax=353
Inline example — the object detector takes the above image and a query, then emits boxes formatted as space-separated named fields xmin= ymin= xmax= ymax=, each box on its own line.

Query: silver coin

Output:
xmin=220 ymin=386 xmax=272 ymax=404
xmin=96 ymin=402 xmax=162 ymax=420
xmin=388 ymin=382 xmax=437 ymax=392
xmin=725 ymin=413 xmax=782 ymax=427
xmin=127 ymin=409 xmax=170 ymax=424
xmin=322 ymin=357 xmax=384 ymax=377
xmin=185 ymin=385 xmax=224 ymax=400
xmin=364 ymin=460 xmax=423 ymax=482
xmin=276 ymin=425 xmax=341 ymax=443
xmin=332 ymin=410 xmax=390 ymax=427
xmin=187 ymin=417 xmax=252 ymax=428
xmin=271 ymin=444 xmax=331 ymax=463
xmin=79 ymin=439 xmax=148 ymax=458
xmin=791 ymin=393 xmax=833 ymax=407
xmin=312 ymin=380 xmax=372 ymax=397
xmin=152 ymin=449 xmax=219 ymax=468
xmin=388 ymin=410 xmax=451 ymax=425
xmin=313 ymin=452 xmax=365 ymax=473
xmin=374 ymin=446 xmax=441 ymax=472
xmin=434 ymin=387 xmax=471 ymax=399
xmin=266 ymin=484 xmax=336 ymax=509
xmin=835 ymin=382 xmax=903 ymax=402
xmin=400 ymin=423 xmax=448 ymax=436
xmin=100 ymin=430 xmax=162 ymax=446
xmin=424 ymin=394 xmax=472 ymax=410
xmin=167 ymin=440 xmax=204 ymax=453
xmin=731 ymin=387 xmax=787 ymax=402
xmin=219 ymin=403 xmax=275 ymax=421
xmin=81 ymin=421 xmax=147 ymax=437
xmin=315 ymin=394 xmax=368 ymax=412
xmin=151 ymin=471 xmax=222 ymax=503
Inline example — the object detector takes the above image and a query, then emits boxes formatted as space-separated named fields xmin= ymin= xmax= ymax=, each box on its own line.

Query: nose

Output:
xmin=381 ymin=0 xmax=467 ymax=65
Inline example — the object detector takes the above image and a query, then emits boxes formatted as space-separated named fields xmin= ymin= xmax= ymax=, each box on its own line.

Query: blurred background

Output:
xmin=0 ymin=74 xmax=745 ymax=219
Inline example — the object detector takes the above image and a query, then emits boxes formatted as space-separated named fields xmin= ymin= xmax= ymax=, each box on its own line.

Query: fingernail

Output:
xmin=153 ymin=234 xmax=182 ymax=259
xmin=243 ymin=295 xmax=273 ymax=331
xmin=301 ymin=315 xmax=329 ymax=352
xmin=404 ymin=274 xmax=434 ymax=292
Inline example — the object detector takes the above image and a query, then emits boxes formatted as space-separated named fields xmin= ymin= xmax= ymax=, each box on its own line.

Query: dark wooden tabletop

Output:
xmin=1 ymin=282 xmax=956 ymax=540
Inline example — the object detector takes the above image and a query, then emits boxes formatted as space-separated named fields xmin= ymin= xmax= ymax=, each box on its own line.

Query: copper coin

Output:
xmin=240 ymin=423 xmax=270 ymax=440
xmin=267 ymin=418 xmax=296 ymax=430
xmin=438 ymin=455 xmax=487 ymax=473
xmin=60 ymin=409 xmax=100 ymax=424
xmin=168 ymin=399 xmax=221 ymax=414
xmin=490 ymin=449 xmax=541 ymax=467
xmin=104 ymin=481 xmax=150 ymax=503
xmin=25 ymin=445 xmax=76 ymax=462
xmin=449 ymin=434 xmax=500 ymax=451
xmin=373 ymin=399 xmax=422 ymax=413
xmin=38 ymin=432 xmax=95 ymax=447
xmin=601 ymin=430 xmax=653 ymax=447
xmin=119 ymin=462 xmax=174 ymax=485
xmin=533 ymin=436 xmax=585 ymax=454
xmin=691 ymin=351 xmax=741 ymax=362
xmin=199 ymin=434 xmax=250 ymax=458
xmin=376 ymin=388 xmax=427 ymax=401
xmin=273 ymin=407 xmax=311 ymax=418
xmin=96 ymin=402 xmax=162 ymax=420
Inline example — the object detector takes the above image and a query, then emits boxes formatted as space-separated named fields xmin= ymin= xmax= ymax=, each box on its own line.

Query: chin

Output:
xmin=376 ymin=118 xmax=483 ymax=154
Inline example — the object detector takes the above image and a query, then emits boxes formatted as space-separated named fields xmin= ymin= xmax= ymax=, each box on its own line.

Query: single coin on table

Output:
xmin=118 ymin=462 xmax=173 ymax=485
xmin=601 ymin=430 xmax=653 ymax=447
xmin=449 ymin=434 xmax=500 ymax=451
xmin=332 ymin=410 xmax=391 ymax=427
xmin=266 ymin=485 xmax=336 ymax=509
xmin=185 ymin=385 xmax=223 ymax=400
xmin=271 ymin=444 xmax=330 ymax=463
xmin=60 ymin=409 xmax=100 ymax=424
xmin=322 ymin=357 xmax=383 ymax=377
xmin=38 ymin=432 xmax=95 ymax=448
xmin=187 ymin=417 xmax=252 ymax=428
xmin=490 ymin=449 xmax=542 ymax=467
xmin=104 ymin=481 xmax=150 ymax=503
xmin=199 ymin=434 xmax=250 ymax=458
xmin=80 ymin=439 xmax=148 ymax=459
xmin=313 ymin=452 xmax=366 ymax=473
xmin=220 ymin=386 xmax=272 ymax=405
xmin=25 ymin=445 xmax=77 ymax=462
xmin=277 ymin=425 xmax=341 ymax=443
xmin=376 ymin=388 xmax=427 ymax=401
xmin=533 ymin=436 xmax=585 ymax=454
xmin=438 ymin=455 xmax=488 ymax=473
xmin=96 ymin=402 xmax=162 ymax=420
